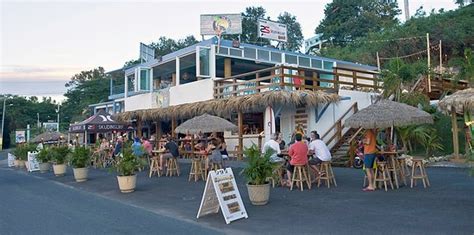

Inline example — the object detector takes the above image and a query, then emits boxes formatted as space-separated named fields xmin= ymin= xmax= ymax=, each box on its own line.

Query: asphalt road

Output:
xmin=0 ymin=167 xmax=221 ymax=235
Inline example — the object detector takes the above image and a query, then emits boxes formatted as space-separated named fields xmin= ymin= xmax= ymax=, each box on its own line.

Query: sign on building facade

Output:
xmin=258 ymin=19 xmax=287 ymax=42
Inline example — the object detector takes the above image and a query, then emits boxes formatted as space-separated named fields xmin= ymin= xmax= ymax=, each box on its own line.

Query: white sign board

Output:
xmin=197 ymin=168 xmax=248 ymax=224
xmin=7 ymin=153 xmax=15 ymax=167
xmin=27 ymin=151 xmax=40 ymax=172
xmin=200 ymin=14 xmax=242 ymax=35
xmin=258 ymin=19 xmax=287 ymax=42
xmin=15 ymin=131 xmax=26 ymax=143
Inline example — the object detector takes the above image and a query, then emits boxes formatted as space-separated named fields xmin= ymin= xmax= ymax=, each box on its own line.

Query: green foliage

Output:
xmin=62 ymin=67 xmax=109 ymax=123
xmin=12 ymin=143 xmax=37 ymax=161
xmin=277 ymin=12 xmax=304 ymax=52
xmin=50 ymin=146 xmax=71 ymax=165
xmin=149 ymin=35 xmax=199 ymax=57
xmin=69 ymin=146 xmax=91 ymax=168
xmin=316 ymin=0 xmax=400 ymax=43
xmin=240 ymin=144 xmax=275 ymax=185
xmin=396 ymin=125 xmax=444 ymax=157
xmin=456 ymin=48 xmax=474 ymax=86
xmin=240 ymin=6 xmax=271 ymax=46
xmin=113 ymin=144 xmax=144 ymax=176
xmin=37 ymin=147 xmax=53 ymax=163
xmin=400 ymin=92 xmax=430 ymax=108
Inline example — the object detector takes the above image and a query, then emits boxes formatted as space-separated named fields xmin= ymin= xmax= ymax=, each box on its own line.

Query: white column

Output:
xmin=175 ymin=57 xmax=180 ymax=86
xmin=149 ymin=68 xmax=153 ymax=93
xmin=124 ymin=74 xmax=128 ymax=98
xmin=210 ymin=46 xmax=216 ymax=79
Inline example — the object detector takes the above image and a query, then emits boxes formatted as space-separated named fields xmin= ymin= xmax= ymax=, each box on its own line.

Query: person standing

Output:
xmin=363 ymin=129 xmax=377 ymax=192
xmin=286 ymin=133 xmax=308 ymax=186
xmin=308 ymin=131 xmax=331 ymax=175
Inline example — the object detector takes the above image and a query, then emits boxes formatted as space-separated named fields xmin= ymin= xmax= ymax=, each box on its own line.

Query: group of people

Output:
xmin=263 ymin=130 xmax=332 ymax=187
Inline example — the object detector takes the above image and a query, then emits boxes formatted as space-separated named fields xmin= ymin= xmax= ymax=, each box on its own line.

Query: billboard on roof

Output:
xmin=200 ymin=14 xmax=242 ymax=35
xmin=258 ymin=19 xmax=287 ymax=42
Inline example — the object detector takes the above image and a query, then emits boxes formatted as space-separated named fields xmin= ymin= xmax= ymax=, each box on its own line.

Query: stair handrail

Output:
xmin=321 ymin=102 xmax=358 ymax=147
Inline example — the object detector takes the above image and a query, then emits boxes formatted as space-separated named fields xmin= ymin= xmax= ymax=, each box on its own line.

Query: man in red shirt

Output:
xmin=363 ymin=129 xmax=377 ymax=192
xmin=286 ymin=133 xmax=309 ymax=186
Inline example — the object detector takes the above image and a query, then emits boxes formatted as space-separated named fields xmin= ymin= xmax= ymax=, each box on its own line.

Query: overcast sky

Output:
xmin=0 ymin=0 xmax=458 ymax=101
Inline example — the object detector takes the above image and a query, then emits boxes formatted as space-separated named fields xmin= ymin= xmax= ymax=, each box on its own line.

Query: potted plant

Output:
xmin=12 ymin=144 xmax=36 ymax=169
xmin=37 ymin=147 xmax=53 ymax=173
xmin=69 ymin=146 xmax=91 ymax=182
xmin=51 ymin=146 xmax=70 ymax=176
xmin=241 ymin=144 xmax=275 ymax=206
xmin=113 ymin=145 xmax=144 ymax=193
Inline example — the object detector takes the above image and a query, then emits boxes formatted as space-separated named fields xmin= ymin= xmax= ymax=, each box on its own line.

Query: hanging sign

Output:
xmin=258 ymin=19 xmax=287 ymax=42
xmin=27 ymin=151 xmax=40 ymax=172
xmin=197 ymin=168 xmax=248 ymax=224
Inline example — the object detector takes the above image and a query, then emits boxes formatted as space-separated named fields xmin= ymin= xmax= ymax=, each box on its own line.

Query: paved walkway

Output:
xmin=1 ymin=151 xmax=474 ymax=234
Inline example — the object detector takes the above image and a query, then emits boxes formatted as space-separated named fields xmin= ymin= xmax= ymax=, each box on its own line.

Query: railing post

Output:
xmin=333 ymin=68 xmax=339 ymax=93
xmin=238 ymin=111 xmax=244 ymax=160
xmin=336 ymin=121 xmax=342 ymax=141
xmin=312 ymin=72 xmax=318 ymax=91
xmin=352 ymin=71 xmax=357 ymax=90
xmin=279 ymin=66 xmax=285 ymax=90
xmin=233 ymin=78 xmax=238 ymax=97
xmin=256 ymin=72 xmax=260 ymax=93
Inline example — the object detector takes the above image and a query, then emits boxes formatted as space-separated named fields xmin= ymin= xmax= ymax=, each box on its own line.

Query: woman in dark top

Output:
xmin=218 ymin=136 xmax=228 ymax=160
xmin=277 ymin=132 xmax=286 ymax=151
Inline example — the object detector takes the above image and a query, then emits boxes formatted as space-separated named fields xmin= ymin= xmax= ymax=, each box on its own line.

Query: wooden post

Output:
xmin=191 ymin=135 xmax=195 ymax=157
xmin=376 ymin=51 xmax=381 ymax=72
xmin=224 ymin=58 xmax=232 ymax=78
xmin=155 ymin=121 xmax=162 ymax=149
xmin=333 ymin=68 xmax=339 ymax=93
xmin=258 ymin=134 xmax=262 ymax=151
xmin=427 ymin=33 xmax=431 ymax=92
xmin=172 ymin=73 xmax=176 ymax=87
xmin=137 ymin=118 xmax=143 ymax=137
xmin=238 ymin=111 xmax=244 ymax=160
xmin=452 ymin=110 xmax=459 ymax=159
xmin=279 ymin=67 xmax=285 ymax=90
xmin=312 ymin=72 xmax=318 ymax=91
xmin=232 ymin=78 xmax=238 ymax=97
xmin=352 ymin=71 xmax=358 ymax=90
xmin=439 ymin=40 xmax=443 ymax=74
xmin=171 ymin=117 xmax=177 ymax=139
xmin=255 ymin=72 xmax=260 ymax=93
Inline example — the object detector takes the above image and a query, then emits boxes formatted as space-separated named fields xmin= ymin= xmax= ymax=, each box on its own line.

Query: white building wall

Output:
xmin=124 ymin=93 xmax=154 ymax=112
xmin=169 ymin=79 xmax=214 ymax=106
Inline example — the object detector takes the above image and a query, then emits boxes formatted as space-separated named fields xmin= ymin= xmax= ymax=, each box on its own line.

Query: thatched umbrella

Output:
xmin=31 ymin=131 xmax=65 ymax=143
xmin=345 ymin=100 xmax=433 ymax=129
xmin=174 ymin=113 xmax=237 ymax=134
xmin=438 ymin=88 xmax=474 ymax=158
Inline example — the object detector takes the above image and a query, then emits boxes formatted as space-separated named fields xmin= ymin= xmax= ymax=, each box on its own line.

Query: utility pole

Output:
xmin=426 ymin=33 xmax=431 ymax=92
xmin=56 ymin=104 xmax=60 ymax=132
xmin=376 ymin=52 xmax=381 ymax=72
xmin=37 ymin=113 xmax=40 ymax=128
xmin=439 ymin=40 xmax=443 ymax=74
xmin=404 ymin=0 xmax=410 ymax=21
xmin=1 ymin=99 xmax=6 ymax=150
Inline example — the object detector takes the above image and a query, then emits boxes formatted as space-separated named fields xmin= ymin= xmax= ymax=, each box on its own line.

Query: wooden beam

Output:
xmin=155 ymin=121 xmax=161 ymax=150
xmin=452 ymin=111 xmax=459 ymax=159
xmin=171 ymin=118 xmax=177 ymax=138
xmin=136 ymin=118 xmax=143 ymax=137
xmin=238 ymin=111 xmax=244 ymax=160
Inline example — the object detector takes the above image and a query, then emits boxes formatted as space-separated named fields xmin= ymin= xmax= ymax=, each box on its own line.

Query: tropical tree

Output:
xmin=277 ymin=12 xmax=304 ymax=52
xmin=316 ymin=0 xmax=400 ymax=44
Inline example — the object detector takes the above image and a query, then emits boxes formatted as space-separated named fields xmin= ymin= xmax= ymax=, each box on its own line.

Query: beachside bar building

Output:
xmin=90 ymin=37 xmax=382 ymax=155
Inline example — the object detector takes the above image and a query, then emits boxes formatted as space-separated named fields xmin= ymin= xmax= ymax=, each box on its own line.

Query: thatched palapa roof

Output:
xmin=438 ymin=88 xmax=474 ymax=114
xmin=115 ymin=90 xmax=339 ymax=122
xmin=175 ymin=114 xmax=238 ymax=134
xmin=345 ymin=100 xmax=433 ymax=129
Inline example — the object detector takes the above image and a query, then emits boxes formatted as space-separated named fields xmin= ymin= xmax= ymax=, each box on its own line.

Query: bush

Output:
xmin=241 ymin=144 xmax=275 ymax=185
xmin=12 ymin=143 xmax=37 ymax=161
xmin=51 ymin=146 xmax=71 ymax=165
xmin=113 ymin=144 xmax=144 ymax=176
xmin=69 ymin=146 xmax=91 ymax=168
xmin=37 ymin=148 xmax=53 ymax=163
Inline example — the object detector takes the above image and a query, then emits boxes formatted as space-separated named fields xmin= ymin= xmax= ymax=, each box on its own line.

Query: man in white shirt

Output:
xmin=308 ymin=131 xmax=332 ymax=175
xmin=263 ymin=133 xmax=283 ymax=163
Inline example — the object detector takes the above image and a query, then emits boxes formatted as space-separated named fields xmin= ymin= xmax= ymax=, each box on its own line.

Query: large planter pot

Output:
xmin=73 ymin=168 xmax=89 ymax=182
xmin=18 ymin=160 xmax=26 ymax=169
xmin=117 ymin=175 xmax=137 ymax=193
xmin=52 ymin=164 xmax=67 ymax=176
xmin=247 ymin=183 xmax=271 ymax=206
xmin=39 ymin=162 xmax=50 ymax=173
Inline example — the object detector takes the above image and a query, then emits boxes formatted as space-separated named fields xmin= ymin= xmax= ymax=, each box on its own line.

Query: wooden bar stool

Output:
xmin=385 ymin=154 xmax=400 ymax=189
xmin=397 ymin=156 xmax=409 ymax=186
xmin=290 ymin=164 xmax=311 ymax=191
xmin=166 ymin=158 xmax=180 ymax=177
xmin=317 ymin=161 xmax=337 ymax=188
xmin=410 ymin=159 xmax=430 ymax=188
xmin=374 ymin=161 xmax=394 ymax=191
xmin=188 ymin=158 xmax=203 ymax=181
xmin=149 ymin=157 xmax=161 ymax=178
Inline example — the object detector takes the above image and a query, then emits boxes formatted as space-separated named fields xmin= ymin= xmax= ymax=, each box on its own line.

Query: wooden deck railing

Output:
xmin=213 ymin=65 xmax=381 ymax=99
